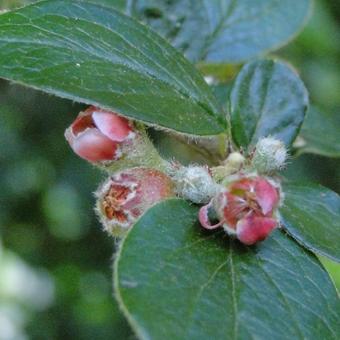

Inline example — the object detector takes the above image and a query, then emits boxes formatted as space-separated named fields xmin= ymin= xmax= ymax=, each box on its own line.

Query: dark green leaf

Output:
xmin=115 ymin=199 xmax=340 ymax=340
xmin=127 ymin=0 xmax=311 ymax=63
xmin=280 ymin=182 xmax=340 ymax=262
xmin=295 ymin=106 xmax=340 ymax=157
xmin=0 ymin=0 xmax=226 ymax=135
xmin=229 ymin=60 xmax=308 ymax=149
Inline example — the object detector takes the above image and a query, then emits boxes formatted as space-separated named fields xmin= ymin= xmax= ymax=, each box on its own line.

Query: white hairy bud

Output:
xmin=172 ymin=165 xmax=219 ymax=204
xmin=252 ymin=137 xmax=287 ymax=173
xmin=211 ymin=152 xmax=245 ymax=182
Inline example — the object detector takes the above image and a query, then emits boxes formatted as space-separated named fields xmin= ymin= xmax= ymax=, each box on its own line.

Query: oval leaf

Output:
xmin=127 ymin=0 xmax=311 ymax=63
xmin=115 ymin=199 xmax=340 ymax=340
xmin=295 ymin=106 xmax=340 ymax=157
xmin=0 ymin=0 xmax=226 ymax=135
xmin=280 ymin=183 xmax=340 ymax=262
xmin=229 ymin=60 xmax=308 ymax=149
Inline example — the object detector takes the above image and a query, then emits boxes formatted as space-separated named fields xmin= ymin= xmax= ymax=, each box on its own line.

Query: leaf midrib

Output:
xmin=183 ymin=259 xmax=229 ymax=339
xmin=0 ymin=16 xmax=198 ymax=98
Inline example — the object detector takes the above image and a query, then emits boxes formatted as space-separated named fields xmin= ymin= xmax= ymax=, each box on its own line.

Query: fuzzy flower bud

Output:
xmin=199 ymin=176 xmax=281 ymax=245
xmin=65 ymin=106 xmax=165 ymax=172
xmin=212 ymin=152 xmax=245 ymax=182
xmin=65 ymin=106 xmax=134 ymax=163
xmin=171 ymin=165 xmax=219 ymax=204
xmin=251 ymin=137 xmax=287 ymax=173
xmin=95 ymin=168 xmax=174 ymax=236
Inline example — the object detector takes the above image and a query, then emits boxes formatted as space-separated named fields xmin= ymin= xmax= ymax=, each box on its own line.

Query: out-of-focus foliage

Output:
xmin=278 ymin=0 xmax=340 ymax=290
xmin=277 ymin=0 xmax=340 ymax=189
xmin=0 ymin=0 xmax=339 ymax=339
xmin=126 ymin=0 xmax=312 ymax=63
xmin=0 ymin=81 xmax=133 ymax=339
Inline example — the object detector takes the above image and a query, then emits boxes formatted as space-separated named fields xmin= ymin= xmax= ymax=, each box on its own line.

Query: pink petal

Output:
xmin=70 ymin=111 xmax=95 ymax=136
xmin=229 ymin=178 xmax=254 ymax=193
xmin=92 ymin=110 xmax=132 ymax=142
xmin=139 ymin=168 xmax=174 ymax=206
xmin=198 ymin=202 xmax=223 ymax=230
xmin=70 ymin=128 xmax=118 ymax=162
xmin=112 ymin=168 xmax=174 ymax=212
xmin=254 ymin=179 xmax=279 ymax=215
xmin=236 ymin=213 xmax=277 ymax=245
xmin=223 ymin=192 xmax=248 ymax=228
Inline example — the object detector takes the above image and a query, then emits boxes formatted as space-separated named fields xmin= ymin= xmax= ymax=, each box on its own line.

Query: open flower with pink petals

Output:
xmin=65 ymin=106 xmax=135 ymax=163
xmin=199 ymin=176 xmax=281 ymax=245
xmin=95 ymin=168 xmax=174 ymax=236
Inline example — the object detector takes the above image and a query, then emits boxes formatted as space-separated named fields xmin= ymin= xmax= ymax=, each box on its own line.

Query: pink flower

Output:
xmin=199 ymin=177 xmax=280 ymax=245
xmin=65 ymin=106 xmax=134 ymax=162
xmin=96 ymin=168 xmax=174 ymax=236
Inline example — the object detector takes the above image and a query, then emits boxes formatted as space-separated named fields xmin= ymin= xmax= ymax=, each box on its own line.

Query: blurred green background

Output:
xmin=0 ymin=0 xmax=339 ymax=339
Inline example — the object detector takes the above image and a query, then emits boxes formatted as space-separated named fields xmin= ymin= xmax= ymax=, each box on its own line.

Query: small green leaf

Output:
xmin=115 ymin=199 xmax=340 ymax=340
xmin=229 ymin=60 xmax=308 ymax=149
xmin=127 ymin=0 xmax=311 ymax=63
xmin=295 ymin=106 xmax=340 ymax=157
xmin=320 ymin=257 xmax=340 ymax=291
xmin=0 ymin=0 xmax=226 ymax=135
xmin=280 ymin=183 xmax=340 ymax=263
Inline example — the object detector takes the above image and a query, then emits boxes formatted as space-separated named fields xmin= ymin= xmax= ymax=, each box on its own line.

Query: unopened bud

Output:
xmin=65 ymin=106 xmax=134 ymax=163
xmin=65 ymin=106 xmax=164 ymax=172
xmin=171 ymin=165 xmax=218 ymax=204
xmin=95 ymin=168 xmax=174 ymax=236
xmin=251 ymin=137 xmax=287 ymax=173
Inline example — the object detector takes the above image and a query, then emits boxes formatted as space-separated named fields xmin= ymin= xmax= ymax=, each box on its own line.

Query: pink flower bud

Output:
xmin=199 ymin=176 xmax=280 ymax=245
xmin=65 ymin=106 xmax=134 ymax=162
xmin=96 ymin=168 xmax=174 ymax=236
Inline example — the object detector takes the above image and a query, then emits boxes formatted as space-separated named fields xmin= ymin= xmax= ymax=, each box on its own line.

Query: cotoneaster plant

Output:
xmin=0 ymin=1 xmax=339 ymax=339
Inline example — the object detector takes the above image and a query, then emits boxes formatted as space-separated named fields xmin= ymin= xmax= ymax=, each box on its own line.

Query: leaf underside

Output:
xmin=115 ymin=199 xmax=340 ymax=340
xmin=127 ymin=0 xmax=312 ymax=64
xmin=0 ymin=0 xmax=226 ymax=135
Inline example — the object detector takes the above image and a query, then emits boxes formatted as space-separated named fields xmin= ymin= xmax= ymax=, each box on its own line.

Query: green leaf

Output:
xmin=0 ymin=0 xmax=226 ymax=136
xmin=115 ymin=199 xmax=340 ymax=340
xmin=229 ymin=60 xmax=308 ymax=149
xmin=127 ymin=0 xmax=312 ymax=63
xmin=295 ymin=106 xmax=340 ymax=157
xmin=280 ymin=183 xmax=340 ymax=263
xmin=210 ymin=82 xmax=231 ymax=108
xmin=91 ymin=0 xmax=126 ymax=10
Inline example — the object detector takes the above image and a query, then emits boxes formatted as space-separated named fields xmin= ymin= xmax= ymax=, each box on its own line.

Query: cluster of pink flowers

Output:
xmin=65 ymin=106 xmax=282 ymax=244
